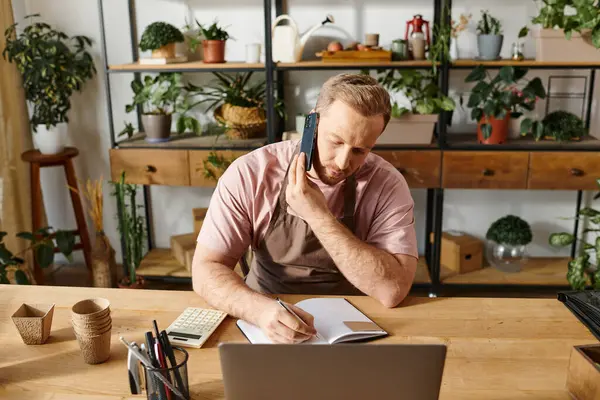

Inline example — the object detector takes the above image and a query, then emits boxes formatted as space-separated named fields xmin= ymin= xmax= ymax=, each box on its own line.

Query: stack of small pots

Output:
xmin=71 ymin=298 xmax=112 ymax=364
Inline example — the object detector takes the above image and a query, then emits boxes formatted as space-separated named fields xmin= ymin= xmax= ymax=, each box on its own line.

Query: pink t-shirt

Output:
xmin=197 ymin=140 xmax=418 ymax=262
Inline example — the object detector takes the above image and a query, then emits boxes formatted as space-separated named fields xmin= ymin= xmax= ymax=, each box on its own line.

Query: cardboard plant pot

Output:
xmin=565 ymin=344 xmax=600 ymax=400
xmin=11 ymin=303 xmax=55 ymax=345
xmin=536 ymin=29 xmax=600 ymax=62
xmin=376 ymin=113 xmax=438 ymax=145
xmin=477 ymin=113 xmax=510 ymax=145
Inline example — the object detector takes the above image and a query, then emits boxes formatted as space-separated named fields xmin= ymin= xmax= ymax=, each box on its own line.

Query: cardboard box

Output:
xmin=170 ymin=233 xmax=197 ymax=271
xmin=430 ymin=231 xmax=484 ymax=275
xmin=193 ymin=208 xmax=208 ymax=236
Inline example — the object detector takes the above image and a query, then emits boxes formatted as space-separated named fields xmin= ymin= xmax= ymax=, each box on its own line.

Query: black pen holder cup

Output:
xmin=142 ymin=346 xmax=190 ymax=400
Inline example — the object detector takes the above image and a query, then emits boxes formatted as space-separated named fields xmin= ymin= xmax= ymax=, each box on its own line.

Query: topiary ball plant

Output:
xmin=139 ymin=21 xmax=184 ymax=58
xmin=538 ymin=110 xmax=586 ymax=142
xmin=486 ymin=215 xmax=533 ymax=246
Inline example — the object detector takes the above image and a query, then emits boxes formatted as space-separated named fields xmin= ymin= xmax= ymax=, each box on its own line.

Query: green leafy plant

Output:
xmin=428 ymin=0 xmax=452 ymax=77
xmin=531 ymin=0 xmax=571 ymax=30
xmin=486 ymin=215 xmax=533 ymax=246
xmin=110 ymin=171 xmax=146 ymax=287
xmin=121 ymin=73 xmax=200 ymax=136
xmin=198 ymin=20 xmax=231 ymax=41
xmin=476 ymin=10 xmax=502 ymax=35
xmin=549 ymin=178 xmax=600 ymax=290
xmin=139 ymin=21 xmax=184 ymax=51
xmin=2 ymin=14 xmax=96 ymax=131
xmin=374 ymin=69 xmax=455 ymax=117
xmin=465 ymin=65 xmax=547 ymax=139
xmin=539 ymin=110 xmax=586 ymax=141
xmin=0 ymin=228 xmax=75 ymax=285
xmin=203 ymin=152 xmax=237 ymax=181
xmin=186 ymin=71 xmax=285 ymax=118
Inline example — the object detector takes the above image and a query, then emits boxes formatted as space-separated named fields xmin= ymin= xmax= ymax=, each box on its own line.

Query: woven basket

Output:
xmin=214 ymin=104 xmax=267 ymax=139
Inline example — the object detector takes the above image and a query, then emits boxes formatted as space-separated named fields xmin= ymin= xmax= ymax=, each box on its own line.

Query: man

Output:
xmin=192 ymin=73 xmax=418 ymax=344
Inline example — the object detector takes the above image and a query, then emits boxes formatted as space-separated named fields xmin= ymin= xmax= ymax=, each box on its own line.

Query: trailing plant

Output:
xmin=198 ymin=20 xmax=231 ymax=41
xmin=476 ymin=10 xmax=502 ymax=35
xmin=203 ymin=152 xmax=237 ymax=181
xmin=486 ymin=215 xmax=533 ymax=246
xmin=186 ymin=71 xmax=285 ymax=118
xmin=110 ymin=171 xmax=146 ymax=286
xmin=139 ymin=21 xmax=184 ymax=51
xmin=2 ymin=14 xmax=96 ymax=131
xmin=549 ymin=178 xmax=600 ymax=290
xmin=428 ymin=0 xmax=453 ymax=77
xmin=0 ymin=228 xmax=75 ymax=285
xmin=539 ymin=110 xmax=586 ymax=141
xmin=530 ymin=0 xmax=572 ymax=30
xmin=374 ymin=69 xmax=455 ymax=117
xmin=465 ymin=65 xmax=547 ymax=139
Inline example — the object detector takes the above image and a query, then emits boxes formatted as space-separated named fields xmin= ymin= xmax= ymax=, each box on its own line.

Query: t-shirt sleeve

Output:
xmin=196 ymin=158 xmax=253 ymax=262
xmin=365 ymin=172 xmax=418 ymax=259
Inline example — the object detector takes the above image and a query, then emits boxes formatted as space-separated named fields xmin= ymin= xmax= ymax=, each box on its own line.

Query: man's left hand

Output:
xmin=286 ymin=153 xmax=331 ymax=225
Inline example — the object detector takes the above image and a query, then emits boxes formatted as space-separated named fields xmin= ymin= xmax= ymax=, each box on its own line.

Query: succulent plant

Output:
xmin=486 ymin=215 xmax=533 ymax=246
xmin=139 ymin=21 xmax=184 ymax=51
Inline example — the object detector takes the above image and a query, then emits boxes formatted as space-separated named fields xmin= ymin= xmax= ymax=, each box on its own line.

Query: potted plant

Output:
xmin=197 ymin=20 xmax=230 ymax=63
xmin=485 ymin=215 xmax=533 ymax=273
xmin=465 ymin=65 xmax=547 ymax=144
xmin=0 ymin=228 xmax=75 ymax=285
xmin=373 ymin=69 xmax=455 ymax=145
xmin=123 ymin=72 xmax=200 ymax=143
xmin=476 ymin=10 xmax=503 ymax=60
xmin=111 ymin=171 xmax=146 ymax=289
xmin=2 ymin=14 xmax=96 ymax=154
xmin=549 ymin=178 xmax=600 ymax=290
xmin=537 ymin=110 xmax=587 ymax=142
xmin=186 ymin=71 xmax=284 ymax=139
xmin=139 ymin=21 xmax=184 ymax=59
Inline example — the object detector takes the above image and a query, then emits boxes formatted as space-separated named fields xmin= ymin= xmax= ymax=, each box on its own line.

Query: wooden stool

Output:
xmin=21 ymin=147 xmax=92 ymax=284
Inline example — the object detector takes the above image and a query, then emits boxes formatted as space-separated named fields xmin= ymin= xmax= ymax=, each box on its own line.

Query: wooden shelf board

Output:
xmin=276 ymin=60 xmax=434 ymax=69
xmin=441 ymin=257 xmax=570 ymax=286
xmin=451 ymin=58 xmax=600 ymax=67
xmin=117 ymin=132 xmax=267 ymax=149
xmin=138 ymin=248 xmax=432 ymax=284
xmin=109 ymin=61 xmax=264 ymax=71
xmin=447 ymin=133 xmax=600 ymax=149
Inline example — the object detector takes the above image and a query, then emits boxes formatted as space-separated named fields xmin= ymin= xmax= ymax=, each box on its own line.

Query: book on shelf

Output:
xmin=139 ymin=56 xmax=188 ymax=65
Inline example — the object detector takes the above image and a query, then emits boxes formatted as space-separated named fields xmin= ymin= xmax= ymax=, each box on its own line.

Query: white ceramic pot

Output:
xmin=34 ymin=123 xmax=68 ymax=154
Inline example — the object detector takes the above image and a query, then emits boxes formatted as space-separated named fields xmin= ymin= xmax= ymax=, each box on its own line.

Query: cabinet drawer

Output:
xmin=109 ymin=149 xmax=190 ymax=186
xmin=442 ymin=151 xmax=529 ymax=189
xmin=528 ymin=152 xmax=600 ymax=190
xmin=374 ymin=150 xmax=441 ymax=188
xmin=189 ymin=150 xmax=248 ymax=187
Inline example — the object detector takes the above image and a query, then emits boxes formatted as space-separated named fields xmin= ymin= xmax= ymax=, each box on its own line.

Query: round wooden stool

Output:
xmin=21 ymin=147 xmax=92 ymax=285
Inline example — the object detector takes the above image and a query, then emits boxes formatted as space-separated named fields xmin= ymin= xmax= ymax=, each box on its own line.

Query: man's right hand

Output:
xmin=256 ymin=300 xmax=317 ymax=344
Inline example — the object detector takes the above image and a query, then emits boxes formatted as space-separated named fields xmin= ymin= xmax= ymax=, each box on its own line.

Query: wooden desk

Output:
xmin=0 ymin=285 xmax=595 ymax=399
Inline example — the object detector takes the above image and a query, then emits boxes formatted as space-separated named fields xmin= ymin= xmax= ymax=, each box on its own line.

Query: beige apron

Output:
xmin=245 ymin=145 xmax=363 ymax=295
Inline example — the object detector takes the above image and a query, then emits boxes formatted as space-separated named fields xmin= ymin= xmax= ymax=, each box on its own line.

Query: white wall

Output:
xmin=12 ymin=0 xmax=597 ymax=265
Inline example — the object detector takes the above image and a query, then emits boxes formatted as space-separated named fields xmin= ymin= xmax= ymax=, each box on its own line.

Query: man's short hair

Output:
xmin=315 ymin=73 xmax=391 ymax=129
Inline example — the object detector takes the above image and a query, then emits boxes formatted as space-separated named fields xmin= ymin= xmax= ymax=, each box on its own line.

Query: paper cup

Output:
xmin=71 ymin=298 xmax=110 ymax=320
xmin=74 ymin=327 xmax=112 ymax=364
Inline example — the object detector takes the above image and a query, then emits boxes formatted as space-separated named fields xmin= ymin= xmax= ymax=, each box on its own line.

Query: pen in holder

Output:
xmin=142 ymin=346 xmax=190 ymax=400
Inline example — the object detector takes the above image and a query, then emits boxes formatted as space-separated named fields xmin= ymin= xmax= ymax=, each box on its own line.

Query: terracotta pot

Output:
xmin=477 ymin=113 xmax=510 ymax=145
xmin=203 ymin=40 xmax=226 ymax=63
xmin=151 ymin=43 xmax=176 ymax=59
xmin=118 ymin=276 xmax=145 ymax=289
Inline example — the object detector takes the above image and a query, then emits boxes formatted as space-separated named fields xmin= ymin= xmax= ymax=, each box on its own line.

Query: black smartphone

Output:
xmin=300 ymin=112 xmax=318 ymax=171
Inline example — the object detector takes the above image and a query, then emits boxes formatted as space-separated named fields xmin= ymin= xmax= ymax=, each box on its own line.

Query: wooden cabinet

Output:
xmin=442 ymin=151 xmax=529 ymax=189
xmin=189 ymin=150 xmax=247 ymax=187
xmin=109 ymin=149 xmax=190 ymax=186
xmin=373 ymin=150 xmax=440 ymax=188
xmin=528 ymin=152 xmax=600 ymax=190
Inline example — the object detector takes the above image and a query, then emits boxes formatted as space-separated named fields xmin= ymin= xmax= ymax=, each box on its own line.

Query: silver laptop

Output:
xmin=218 ymin=343 xmax=447 ymax=400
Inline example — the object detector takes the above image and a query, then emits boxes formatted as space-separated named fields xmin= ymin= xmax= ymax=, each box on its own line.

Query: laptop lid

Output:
xmin=219 ymin=343 xmax=447 ymax=400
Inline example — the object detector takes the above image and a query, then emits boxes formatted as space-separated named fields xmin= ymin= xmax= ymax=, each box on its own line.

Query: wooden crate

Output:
xmin=170 ymin=233 xmax=197 ymax=271
xmin=430 ymin=231 xmax=484 ymax=275
xmin=566 ymin=344 xmax=600 ymax=400
xmin=316 ymin=50 xmax=392 ymax=63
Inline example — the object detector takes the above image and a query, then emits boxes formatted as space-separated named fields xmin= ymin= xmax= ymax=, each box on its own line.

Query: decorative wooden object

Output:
xmin=170 ymin=233 xmax=197 ymax=271
xmin=431 ymin=231 xmax=484 ymax=276
xmin=21 ymin=147 xmax=92 ymax=284
xmin=566 ymin=344 xmax=600 ymax=400
xmin=316 ymin=49 xmax=392 ymax=62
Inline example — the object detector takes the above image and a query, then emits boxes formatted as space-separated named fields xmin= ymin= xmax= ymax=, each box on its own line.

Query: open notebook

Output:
xmin=237 ymin=298 xmax=388 ymax=344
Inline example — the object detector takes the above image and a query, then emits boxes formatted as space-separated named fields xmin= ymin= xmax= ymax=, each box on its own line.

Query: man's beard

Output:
xmin=313 ymin=156 xmax=346 ymax=186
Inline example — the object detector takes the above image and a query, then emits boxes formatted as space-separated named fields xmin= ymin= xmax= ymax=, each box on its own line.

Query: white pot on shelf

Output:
xmin=34 ymin=123 xmax=68 ymax=154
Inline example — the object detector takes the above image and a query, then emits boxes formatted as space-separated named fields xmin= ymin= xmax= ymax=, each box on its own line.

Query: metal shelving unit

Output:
xmin=97 ymin=0 xmax=600 ymax=296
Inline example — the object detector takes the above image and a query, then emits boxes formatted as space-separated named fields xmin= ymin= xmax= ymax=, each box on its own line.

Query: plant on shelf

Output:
xmin=538 ymin=110 xmax=587 ymax=142
xmin=110 ymin=171 xmax=146 ymax=289
xmin=186 ymin=71 xmax=284 ymax=140
xmin=192 ymin=20 xmax=231 ymax=63
xmin=2 ymin=13 xmax=96 ymax=154
xmin=122 ymin=72 xmax=200 ymax=143
xmin=203 ymin=152 xmax=238 ymax=182
xmin=485 ymin=215 xmax=533 ymax=273
xmin=139 ymin=21 xmax=184 ymax=59
xmin=428 ymin=1 xmax=452 ymax=74
xmin=465 ymin=65 xmax=547 ymax=144
xmin=476 ymin=10 xmax=503 ymax=61
xmin=0 ymin=228 xmax=75 ymax=285
xmin=548 ymin=178 xmax=600 ymax=290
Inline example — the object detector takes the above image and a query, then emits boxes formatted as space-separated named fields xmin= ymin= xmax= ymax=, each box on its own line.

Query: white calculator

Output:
xmin=166 ymin=307 xmax=228 ymax=348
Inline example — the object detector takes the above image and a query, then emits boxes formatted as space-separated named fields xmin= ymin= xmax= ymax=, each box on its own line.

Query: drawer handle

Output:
xmin=570 ymin=168 xmax=584 ymax=177
xmin=145 ymin=165 xmax=157 ymax=173
xmin=482 ymin=168 xmax=495 ymax=177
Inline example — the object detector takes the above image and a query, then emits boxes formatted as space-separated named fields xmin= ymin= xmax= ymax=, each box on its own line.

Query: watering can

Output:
xmin=272 ymin=14 xmax=334 ymax=63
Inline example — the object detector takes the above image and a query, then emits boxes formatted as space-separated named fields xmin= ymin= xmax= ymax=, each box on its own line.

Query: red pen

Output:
xmin=153 ymin=321 xmax=172 ymax=400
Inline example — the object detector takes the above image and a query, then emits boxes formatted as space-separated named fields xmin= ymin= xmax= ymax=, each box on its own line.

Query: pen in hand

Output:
xmin=276 ymin=298 xmax=322 ymax=341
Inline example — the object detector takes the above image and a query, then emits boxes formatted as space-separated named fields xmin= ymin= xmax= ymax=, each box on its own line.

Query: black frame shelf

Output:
xmin=97 ymin=0 xmax=597 ymax=297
